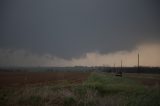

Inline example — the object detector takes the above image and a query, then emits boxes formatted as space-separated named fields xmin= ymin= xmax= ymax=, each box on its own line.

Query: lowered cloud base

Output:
xmin=0 ymin=43 xmax=160 ymax=67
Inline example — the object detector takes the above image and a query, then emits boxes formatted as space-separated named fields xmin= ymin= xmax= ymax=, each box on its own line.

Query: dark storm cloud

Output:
xmin=0 ymin=0 xmax=160 ymax=59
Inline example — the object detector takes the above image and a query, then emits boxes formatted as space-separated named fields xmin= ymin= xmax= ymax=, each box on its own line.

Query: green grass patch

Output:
xmin=81 ymin=73 xmax=145 ymax=95
xmin=73 ymin=72 xmax=160 ymax=106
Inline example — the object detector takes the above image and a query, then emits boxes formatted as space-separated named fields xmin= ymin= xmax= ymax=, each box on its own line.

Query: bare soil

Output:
xmin=0 ymin=72 xmax=90 ymax=87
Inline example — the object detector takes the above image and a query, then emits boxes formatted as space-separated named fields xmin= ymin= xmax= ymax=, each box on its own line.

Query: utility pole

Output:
xmin=120 ymin=60 xmax=123 ymax=76
xmin=121 ymin=60 xmax=122 ymax=69
xmin=115 ymin=60 xmax=122 ymax=77
xmin=114 ymin=63 xmax=115 ymax=73
xmin=138 ymin=53 xmax=140 ymax=73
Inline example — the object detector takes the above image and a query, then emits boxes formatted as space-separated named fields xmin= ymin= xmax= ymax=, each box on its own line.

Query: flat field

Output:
xmin=0 ymin=72 xmax=90 ymax=87
xmin=0 ymin=71 xmax=160 ymax=106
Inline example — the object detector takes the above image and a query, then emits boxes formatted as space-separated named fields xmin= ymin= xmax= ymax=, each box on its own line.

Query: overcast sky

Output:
xmin=0 ymin=0 xmax=160 ymax=67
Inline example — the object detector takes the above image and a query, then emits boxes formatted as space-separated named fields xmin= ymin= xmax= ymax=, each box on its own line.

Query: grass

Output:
xmin=0 ymin=72 xmax=160 ymax=106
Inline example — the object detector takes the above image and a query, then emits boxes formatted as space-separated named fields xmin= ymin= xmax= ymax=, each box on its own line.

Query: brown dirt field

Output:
xmin=0 ymin=72 xmax=90 ymax=87
xmin=1 ymin=72 xmax=159 ymax=87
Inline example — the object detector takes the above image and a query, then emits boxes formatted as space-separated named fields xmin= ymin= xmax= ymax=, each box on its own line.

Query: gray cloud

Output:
xmin=0 ymin=43 xmax=160 ymax=67
xmin=0 ymin=48 xmax=68 ymax=67
xmin=0 ymin=0 xmax=160 ymax=60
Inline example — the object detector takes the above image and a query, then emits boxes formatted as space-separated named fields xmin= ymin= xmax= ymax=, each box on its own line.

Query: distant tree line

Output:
xmin=0 ymin=66 xmax=160 ymax=74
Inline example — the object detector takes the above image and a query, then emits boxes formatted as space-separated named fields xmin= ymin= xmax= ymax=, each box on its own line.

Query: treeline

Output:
xmin=0 ymin=66 xmax=160 ymax=74
xmin=99 ymin=67 xmax=160 ymax=74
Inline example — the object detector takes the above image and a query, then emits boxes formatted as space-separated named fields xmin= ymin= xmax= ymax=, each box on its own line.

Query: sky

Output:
xmin=0 ymin=0 xmax=160 ymax=67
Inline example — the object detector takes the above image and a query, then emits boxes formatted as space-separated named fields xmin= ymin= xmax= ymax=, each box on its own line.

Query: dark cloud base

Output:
xmin=0 ymin=0 xmax=159 ymax=59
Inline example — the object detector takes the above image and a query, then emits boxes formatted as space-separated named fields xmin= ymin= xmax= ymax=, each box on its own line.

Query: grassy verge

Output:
xmin=0 ymin=72 xmax=160 ymax=106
